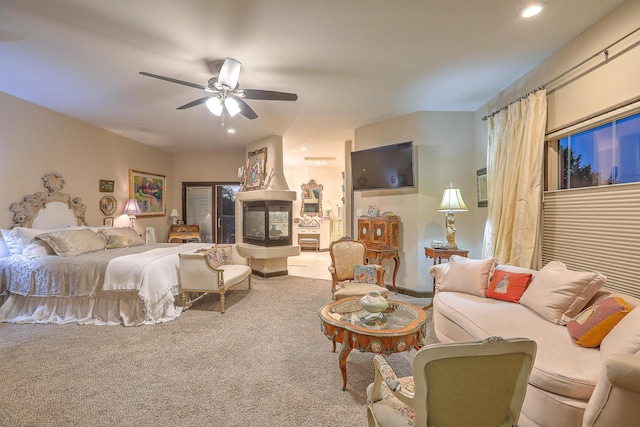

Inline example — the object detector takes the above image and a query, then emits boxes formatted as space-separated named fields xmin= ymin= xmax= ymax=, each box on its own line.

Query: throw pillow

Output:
xmin=438 ymin=256 xmax=498 ymax=298
xmin=215 ymin=244 xmax=234 ymax=265
xmin=197 ymin=247 xmax=220 ymax=268
xmin=36 ymin=228 xmax=107 ymax=257
xmin=354 ymin=264 xmax=377 ymax=284
xmin=519 ymin=261 xmax=606 ymax=325
xmin=485 ymin=270 xmax=532 ymax=303
xmin=105 ymin=235 xmax=132 ymax=249
xmin=567 ymin=297 xmax=632 ymax=348
xmin=99 ymin=227 xmax=145 ymax=246
xmin=21 ymin=240 xmax=56 ymax=257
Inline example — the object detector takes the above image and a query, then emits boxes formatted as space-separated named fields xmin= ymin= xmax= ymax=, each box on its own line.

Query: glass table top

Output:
xmin=321 ymin=297 xmax=423 ymax=331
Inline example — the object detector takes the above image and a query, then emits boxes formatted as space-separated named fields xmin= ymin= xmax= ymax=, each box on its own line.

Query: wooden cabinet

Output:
xmin=358 ymin=215 xmax=399 ymax=250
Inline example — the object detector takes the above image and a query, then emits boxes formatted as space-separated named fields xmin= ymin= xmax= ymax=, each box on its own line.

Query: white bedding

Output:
xmin=0 ymin=242 xmax=210 ymax=326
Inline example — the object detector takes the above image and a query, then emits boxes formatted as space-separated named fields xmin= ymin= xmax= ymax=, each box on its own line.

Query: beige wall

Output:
xmin=354 ymin=111 xmax=474 ymax=294
xmin=284 ymin=165 xmax=344 ymax=220
xmin=0 ymin=91 xmax=175 ymax=239
xmin=472 ymin=0 xmax=640 ymax=257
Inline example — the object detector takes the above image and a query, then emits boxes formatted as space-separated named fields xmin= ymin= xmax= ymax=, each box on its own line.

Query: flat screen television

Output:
xmin=351 ymin=141 xmax=415 ymax=191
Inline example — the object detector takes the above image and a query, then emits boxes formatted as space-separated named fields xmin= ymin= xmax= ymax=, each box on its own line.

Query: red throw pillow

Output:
xmin=566 ymin=297 xmax=631 ymax=348
xmin=486 ymin=270 xmax=532 ymax=303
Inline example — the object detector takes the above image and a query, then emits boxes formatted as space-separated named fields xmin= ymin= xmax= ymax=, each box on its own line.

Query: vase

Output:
xmin=360 ymin=291 xmax=389 ymax=313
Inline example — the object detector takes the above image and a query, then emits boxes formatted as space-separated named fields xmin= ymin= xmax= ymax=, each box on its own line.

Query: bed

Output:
xmin=0 ymin=173 xmax=208 ymax=326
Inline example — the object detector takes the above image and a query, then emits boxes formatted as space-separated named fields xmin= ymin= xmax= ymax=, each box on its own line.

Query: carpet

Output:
xmin=0 ymin=275 xmax=434 ymax=427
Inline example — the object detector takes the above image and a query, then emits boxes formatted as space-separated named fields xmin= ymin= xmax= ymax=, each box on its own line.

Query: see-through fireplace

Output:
xmin=242 ymin=200 xmax=292 ymax=246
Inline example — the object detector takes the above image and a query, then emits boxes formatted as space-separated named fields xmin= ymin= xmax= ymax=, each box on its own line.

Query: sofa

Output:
xmin=430 ymin=256 xmax=640 ymax=427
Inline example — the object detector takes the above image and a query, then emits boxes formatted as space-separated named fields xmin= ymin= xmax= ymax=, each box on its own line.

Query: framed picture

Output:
xmin=476 ymin=168 xmax=488 ymax=208
xmin=99 ymin=195 xmax=117 ymax=215
xmin=99 ymin=179 xmax=114 ymax=192
xmin=129 ymin=169 xmax=166 ymax=217
xmin=103 ymin=217 xmax=114 ymax=227
xmin=244 ymin=147 xmax=267 ymax=190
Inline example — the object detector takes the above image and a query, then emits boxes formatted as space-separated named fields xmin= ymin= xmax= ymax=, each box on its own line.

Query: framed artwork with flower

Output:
xmin=129 ymin=169 xmax=166 ymax=217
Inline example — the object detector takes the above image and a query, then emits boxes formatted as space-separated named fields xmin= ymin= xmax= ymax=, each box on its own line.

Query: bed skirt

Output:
xmin=0 ymin=290 xmax=183 ymax=326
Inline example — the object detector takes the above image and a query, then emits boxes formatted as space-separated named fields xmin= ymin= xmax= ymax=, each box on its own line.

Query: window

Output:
xmin=552 ymin=112 xmax=640 ymax=189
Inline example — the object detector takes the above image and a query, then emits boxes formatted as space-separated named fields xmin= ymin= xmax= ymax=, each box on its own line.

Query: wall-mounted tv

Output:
xmin=351 ymin=141 xmax=415 ymax=191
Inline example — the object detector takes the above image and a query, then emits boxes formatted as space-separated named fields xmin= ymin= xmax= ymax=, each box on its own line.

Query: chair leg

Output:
xmin=220 ymin=289 xmax=226 ymax=313
xmin=181 ymin=291 xmax=186 ymax=310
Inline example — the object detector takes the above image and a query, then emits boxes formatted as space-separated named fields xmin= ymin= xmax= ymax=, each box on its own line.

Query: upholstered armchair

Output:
xmin=367 ymin=337 xmax=537 ymax=427
xmin=328 ymin=236 xmax=389 ymax=300
xmin=178 ymin=244 xmax=252 ymax=313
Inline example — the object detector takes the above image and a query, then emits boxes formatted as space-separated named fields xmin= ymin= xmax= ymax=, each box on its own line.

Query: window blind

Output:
xmin=542 ymin=183 xmax=640 ymax=298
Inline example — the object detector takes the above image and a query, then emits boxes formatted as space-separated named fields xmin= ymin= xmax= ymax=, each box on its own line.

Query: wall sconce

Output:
xmin=437 ymin=182 xmax=468 ymax=250
xmin=169 ymin=208 xmax=180 ymax=225
xmin=123 ymin=198 xmax=141 ymax=229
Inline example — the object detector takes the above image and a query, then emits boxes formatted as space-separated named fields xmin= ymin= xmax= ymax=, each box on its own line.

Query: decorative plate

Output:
xmin=100 ymin=195 xmax=117 ymax=215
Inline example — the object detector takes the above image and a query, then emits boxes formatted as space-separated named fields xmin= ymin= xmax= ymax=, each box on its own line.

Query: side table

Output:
xmin=168 ymin=225 xmax=202 ymax=243
xmin=423 ymin=247 xmax=468 ymax=309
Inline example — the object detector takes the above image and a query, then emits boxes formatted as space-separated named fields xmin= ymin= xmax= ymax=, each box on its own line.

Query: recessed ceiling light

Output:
xmin=227 ymin=129 xmax=236 ymax=134
xmin=316 ymin=161 xmax=328 ymax=165
xmin=300 ymin=147 xmax=308 ymax=151
xmin=521 ymin=4 xmax=543 ymax=18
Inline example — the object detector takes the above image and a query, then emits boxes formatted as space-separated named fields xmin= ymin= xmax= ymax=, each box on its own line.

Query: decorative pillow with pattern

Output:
xmin=215 ymin=244 xmax=234 ymax=265
xmin=485 ymin=270 xmax=532 ymax=303
xmin=354 ymin=264 xmax=377 ymax=283
xmin=196 ymin=247 xmax=220 ymax=268
xmin=567 ymin=297 xmax=631 ymax=348
xmin=99 ymin=227 xmax=145 ymax=246
xmin=106 ymin=235 xmax=132 ymax=249
xmin=36 ymin=228 xmax=107 ymax=257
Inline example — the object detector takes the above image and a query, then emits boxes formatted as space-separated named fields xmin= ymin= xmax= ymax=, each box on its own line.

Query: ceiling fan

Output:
xmin=139 ymin=57 xmax=298 ymax=121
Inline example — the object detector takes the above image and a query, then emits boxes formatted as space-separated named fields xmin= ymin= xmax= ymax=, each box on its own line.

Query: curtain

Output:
xmin=482 ymin=89 xmax=547 ymax=269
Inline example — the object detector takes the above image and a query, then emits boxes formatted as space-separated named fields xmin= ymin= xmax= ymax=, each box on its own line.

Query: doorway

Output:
xmin=182 ymin=182 xmax=241 ymax=243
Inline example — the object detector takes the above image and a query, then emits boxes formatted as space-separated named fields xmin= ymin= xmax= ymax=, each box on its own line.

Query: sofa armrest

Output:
xmin=231 ymin=245 xmax=250 ymax=266
xmin=429 ymin=263 xmax=449 ymax=290
xmin=606 ymin=353 xmax=640 ymax=393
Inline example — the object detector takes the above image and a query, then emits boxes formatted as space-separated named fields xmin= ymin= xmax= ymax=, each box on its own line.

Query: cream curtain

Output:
xmin=482 ymin=89 xmax=547 ymax=269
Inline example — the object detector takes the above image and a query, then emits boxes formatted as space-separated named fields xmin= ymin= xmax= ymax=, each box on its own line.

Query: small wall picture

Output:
xmin=103 ymin=217 xmax=114 ymax=226
xmin=99 ymin=179 xmax=115 ymax=192
xmin=476 ymin=168 xmax=488 ymax=208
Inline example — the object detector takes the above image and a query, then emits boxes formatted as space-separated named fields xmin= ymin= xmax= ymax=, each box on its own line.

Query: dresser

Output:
xmin=357 ymin=215 xmax=400 ymax=293
xmin=168 ymin=224 xmax=202 ymax=243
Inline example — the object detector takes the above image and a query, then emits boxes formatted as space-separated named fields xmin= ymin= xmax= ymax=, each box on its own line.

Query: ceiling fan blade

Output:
xmin=218 ymin=58 xmax=241 ymax=89
xmin=241 ymin=89 xmax=298 ymax=101
xmin=177 ymin=96 xmax=212 ymax=110
xmin=139 ymin=72 xmax=206 ymax=90
xmin=233 ymin=97 xmax=258 ymax=120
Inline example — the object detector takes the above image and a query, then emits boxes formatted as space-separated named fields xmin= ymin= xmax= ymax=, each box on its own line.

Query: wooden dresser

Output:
xmin=168 ymin=224 xmax=202 ymax=243
xmin=357 ymin=215 xmax=400 ymax=293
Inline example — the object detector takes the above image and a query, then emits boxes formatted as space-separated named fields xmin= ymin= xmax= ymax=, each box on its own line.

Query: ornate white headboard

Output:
xmin=9 ymin=173 xmax=87 ymax=229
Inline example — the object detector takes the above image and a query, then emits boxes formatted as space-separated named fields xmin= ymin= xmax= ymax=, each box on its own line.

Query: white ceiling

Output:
xmin=0 ymin=0 xmax=626 ymax=167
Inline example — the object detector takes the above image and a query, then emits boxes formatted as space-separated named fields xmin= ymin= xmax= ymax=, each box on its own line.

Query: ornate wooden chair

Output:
xmin=366 ymin=337 xmax=537 ymax=427
xmin=328 ymin=236 xmax=389 ymax=300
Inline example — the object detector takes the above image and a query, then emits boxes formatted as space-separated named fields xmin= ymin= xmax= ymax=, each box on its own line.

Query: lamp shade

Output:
xmin=170 ymin=209 xmax=180 ymax=218
xmin=224 ymin=97 xmax=241 ymax=117
xmin=206 ymin=97 xmax=223 ymax=116
xmin=123 ymin=198 xmax=141 ymax=215
xmin=437 ymin=184 xmax=468 ymax=212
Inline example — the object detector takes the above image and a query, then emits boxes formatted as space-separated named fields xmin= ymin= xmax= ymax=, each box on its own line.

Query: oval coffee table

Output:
xmin=319 ymin=296 xmax=427 ymax=390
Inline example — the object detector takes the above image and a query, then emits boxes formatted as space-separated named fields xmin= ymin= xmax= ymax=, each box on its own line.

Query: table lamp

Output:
xmin=123 ymin=198 xmax=141 ymax=229
xmin=170 ymin=208 xmax=180 ymax=225
xmin=437 ymin=182 xmax=468 ymax=250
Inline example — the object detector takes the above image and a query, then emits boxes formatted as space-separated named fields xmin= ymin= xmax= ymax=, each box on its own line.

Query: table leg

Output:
xmin=339 ymin=332 xmax=353 ymax=391
xmin=391 ymin=254 xmax=399 ymax=294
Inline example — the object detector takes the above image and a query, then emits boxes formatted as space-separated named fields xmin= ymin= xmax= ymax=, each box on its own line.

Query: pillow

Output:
xmin=0 ymin=233 xmax=9 ymax=258
xmin=567 ymin=297 xmax=631 ymax=348
xmin=37 ymin=228 xmax=107 ymax=257
xmin=21 ymin=240 xmax=56 ymax=257
xmin=485 ymin=270 xmax=532 ymax=303
xmin=214 ymin=244 xmax=234 ymax=265
xmin=1 ymin=227 xmax=47 ymax=255
xmin=99 ymin=227 xmax=145 ymax=246
xmin=196 ymin=247 xmax=220 ymax=268
xmin=354 ymin=264 xmax=377 ymax=283
xmin=438 ymin=256 xmax=498 ymax=297
xmin=105 ymin=235 xmax=132 ymax=249
xmin=519 ymin=261 xmax=606 ymax=324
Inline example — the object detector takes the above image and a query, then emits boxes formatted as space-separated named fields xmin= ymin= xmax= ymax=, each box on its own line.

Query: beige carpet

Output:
xmin=0 ymin=276 xmax=434 ymax=427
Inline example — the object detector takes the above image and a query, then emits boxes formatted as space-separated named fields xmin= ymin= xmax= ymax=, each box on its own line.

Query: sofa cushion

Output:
xmin=486 ymin=270 xmax=532 ymax=303
xmin=519 ymin=261 xmax=605 ymax=325
xmin=567 ymin=297 xmax=632 ymax=348
xmin=218 ymin=264 xmax=251 ymax=287
xmin=434 ymin=291 xmax=601 ymax=400
xmin=438 ymin=256 xmax=498 ymax=298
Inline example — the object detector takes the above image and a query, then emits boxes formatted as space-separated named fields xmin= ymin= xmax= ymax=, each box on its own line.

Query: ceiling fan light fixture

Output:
xmin=218 ymin=58 xmax=242 ymax=89
xmin=225 ymin=97 xmax=241 ymax=117
xmin=206 ymin=97 xmax=223 ymax=116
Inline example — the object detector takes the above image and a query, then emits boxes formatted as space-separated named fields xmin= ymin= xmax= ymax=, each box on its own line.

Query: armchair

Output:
xmin=367 ymin=337 xmax=537 ymax=427
xmin=178 ymin=244 xmax=251 ymax=313
xmin=328 ymin=236 xmax=389 ymax=300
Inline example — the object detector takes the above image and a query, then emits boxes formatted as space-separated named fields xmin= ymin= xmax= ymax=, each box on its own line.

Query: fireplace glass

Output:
xmin=242 ymin=200 xmax=292 ymax=246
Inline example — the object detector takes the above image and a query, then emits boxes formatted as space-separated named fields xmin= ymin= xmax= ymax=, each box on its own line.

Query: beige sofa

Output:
xmin=430 ymin=259 xmax=640 ymax=427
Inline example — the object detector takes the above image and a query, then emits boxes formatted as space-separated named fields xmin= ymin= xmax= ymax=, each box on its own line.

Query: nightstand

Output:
xmin=168 ymin=225 xmax=201 ymax=243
